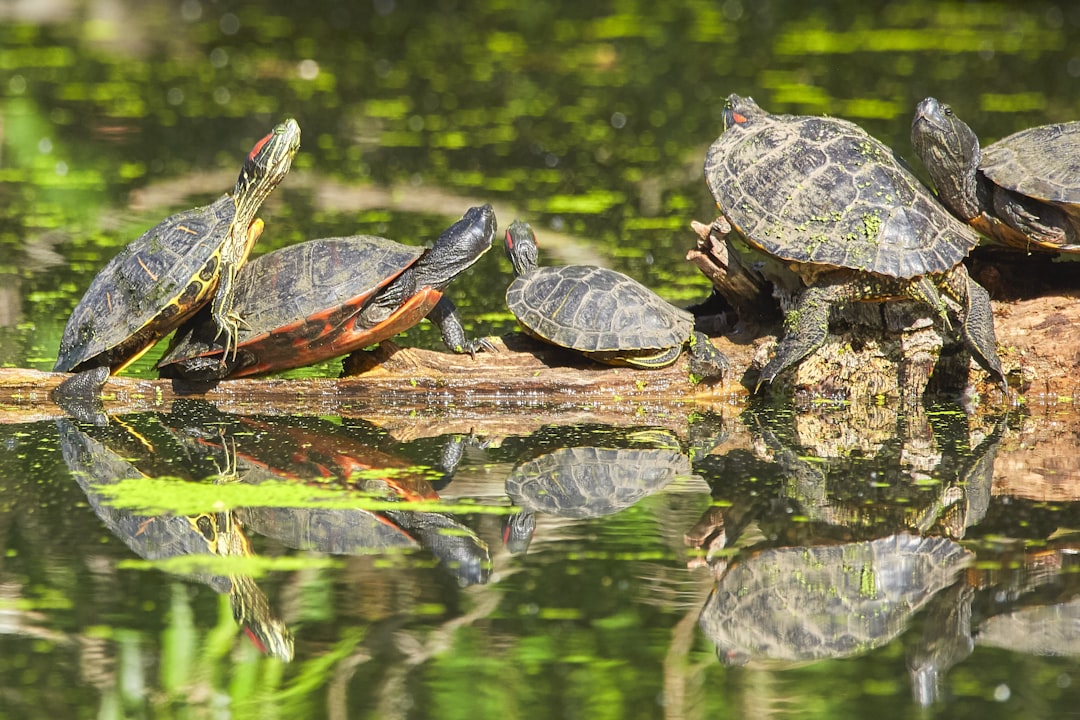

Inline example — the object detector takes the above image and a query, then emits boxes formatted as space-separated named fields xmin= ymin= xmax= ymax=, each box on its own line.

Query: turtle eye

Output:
xmin=942 ymin=105 xmax=954 ymax=117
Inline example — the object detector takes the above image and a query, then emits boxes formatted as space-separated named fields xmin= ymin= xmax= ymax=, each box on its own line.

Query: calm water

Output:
xmin=4 ymin=1 xmax=1080 ymax=717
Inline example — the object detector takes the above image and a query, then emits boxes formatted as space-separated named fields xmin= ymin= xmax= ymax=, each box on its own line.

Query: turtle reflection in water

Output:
xmin=503 ymin=429 xmax=705 ymax=555
xmin=698 ymin=534 xmax=971 ymax=667
xmin=176 ymin=411 xmax=491 ymax=586
xmin=56 ymin=417 xmax=294 ymax=661
xmin=748 ymin=405 xmax=1004 ymax=540
xmin=909 ymin=541 xmax=1080 ymax=706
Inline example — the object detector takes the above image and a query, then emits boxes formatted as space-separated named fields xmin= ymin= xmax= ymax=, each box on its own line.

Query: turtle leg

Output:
xmin=426 ymin=296 xmax=496 ymax=356
xmin=757 ymin=284 xmax=842 ymax=390
xmin=687 ymin=332 xmax=729 ymax=382
xmin=503 ymin=511 xmax=536 ymax=556
xmin=211 ymin=219 xmax=263 ymax=361
xmin=51 ymin=365 xmax=110 ymax=425
xmin=210 ymin=263 xmax=241 ymax=361
xmin=940 ymin=266 xmax=1006 ymax=387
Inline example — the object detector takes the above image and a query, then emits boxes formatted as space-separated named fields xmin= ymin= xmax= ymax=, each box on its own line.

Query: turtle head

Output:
xmin=419 ymin=204 xmax=497 ymax=289
xmin=232 ymin=118 xmax=302 ymax=226
xmin=504 ymin=220 xmax=540 ymax=277
xmin=721 ymin=94 xmax=765 ymax=132
xmin=229 ymin=574 xmax=295 ymax=662
xmin=911 ymin=98 xmax=983 ymax=220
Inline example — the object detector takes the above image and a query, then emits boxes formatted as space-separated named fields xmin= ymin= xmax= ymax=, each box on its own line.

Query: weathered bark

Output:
xmin=685 ymin=218 xmax=778 ymax=326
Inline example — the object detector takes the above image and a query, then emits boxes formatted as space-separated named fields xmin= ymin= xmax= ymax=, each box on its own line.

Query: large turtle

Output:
xmin=52 ymin=119 xmax=301 ymax=401
xmin=503 ymin=221 xmax=728 ymax=381
xmin=705 ymin=94 xmax=1003 ymax=388
xmin=157 ymin=205 xmax=496 ymax=380
xmin=911 ymin=97 xmax=1080 ymax=253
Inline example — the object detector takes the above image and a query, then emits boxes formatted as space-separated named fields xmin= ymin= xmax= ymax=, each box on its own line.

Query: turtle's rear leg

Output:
xmin=52 ymin=365 xmax=110 ymax=425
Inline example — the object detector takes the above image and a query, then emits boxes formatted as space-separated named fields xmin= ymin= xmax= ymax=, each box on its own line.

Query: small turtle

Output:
xmin=911 ymin=97 xmax=1080 ymax=252
xmin=52 ymin=119 xmax=301 ymax=405
xmin=158 ymin=205 xmax=497 ymax=380
xmin=503 ymin=221 xmax=728 ymax=381
xmin=705 ymin=94 xmax=1003 ymax=388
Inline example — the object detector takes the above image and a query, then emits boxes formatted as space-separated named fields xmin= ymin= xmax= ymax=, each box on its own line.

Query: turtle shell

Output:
xmin=505 ymin=445 xmax=692 ymax=518
xmin=54 ymin=195 xmax=237 ymax=373
xmin=705 ymin=96 xmax=980 ymax=279
xmin=698 ymin=534 xmax=972 ymax=667
xmin=158 ymin=235 xmax=427 ymax=377
xmin=505 ymin=265 xmax=694 ymax=353
xmin=980 ymin=122 xmax=1080 ymax=206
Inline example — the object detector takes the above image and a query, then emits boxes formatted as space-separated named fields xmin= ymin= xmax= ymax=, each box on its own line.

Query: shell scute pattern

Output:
xmin=981 ymin=122 xmax=1080 ymax=204
xmin=509 ymin=265 xmax=692 ymax=353
xmin=707 ymin=113 xmax=975 ymax=280
xmin=55 ymin=196 xmax=235 ymax=369
xmin=227 ymin=236 xmax=421 ymax=346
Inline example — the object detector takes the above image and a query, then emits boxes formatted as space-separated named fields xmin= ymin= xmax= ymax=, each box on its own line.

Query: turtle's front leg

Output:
xmin=212 ymin=218 xmax=262 ymax=361
xmin=211 ymin=263 xmax=246 ymax=361
xmin=757 ymin=284 xmax=840 ymax=390
xmin=427 ymin=296 xmax=496 ymax=356
xmin=942 ymin=266 xmax=1005 ymax=386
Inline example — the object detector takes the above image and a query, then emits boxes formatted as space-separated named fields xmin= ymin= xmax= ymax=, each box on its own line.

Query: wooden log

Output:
xmin=0 ymin=334 xmax=742 ymax=426
xmin=3 ymin=288 xmax=1079 ymax=425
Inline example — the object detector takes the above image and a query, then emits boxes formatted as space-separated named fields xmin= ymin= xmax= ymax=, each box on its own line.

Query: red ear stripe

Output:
xmin=244 ymin=626 xmax=268 ymax=653
xmin=731 ymin=112 xmax=747 ymax=124
xmin=247 ymin=132 xmax=272 ymax=161
xmin=505 ymin=229 xmax=514 ymax=250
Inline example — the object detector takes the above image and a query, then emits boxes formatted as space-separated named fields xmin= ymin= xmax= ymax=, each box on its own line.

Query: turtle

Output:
xmin=157 ymin=204 xmax=497 ymax=380
xmin=502 ymin=431 xmax=699 ymax=554
xmin=697 ymin=533 xmax=972 ymax=667
xmin=52 ymin=118 xmax=301 ymax=401
xmin=503 ymin=220 xmax=729 ymax=381
xmin=911 ymin=97 xmax=1080 ymax=253
xmin=56 ymin=416 xmax=294 ymax=661
xmin=704 ymin=94 xmax=1004 ymax=389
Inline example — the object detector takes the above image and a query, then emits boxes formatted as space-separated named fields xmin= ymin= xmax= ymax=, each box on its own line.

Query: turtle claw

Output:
xmin=212 ymin=311 xmax=248 ymax=362
xmin=470 ymin=336 xmax=498 ymax=356
xmin=457 ymin=336 xmax=497 ymax=357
